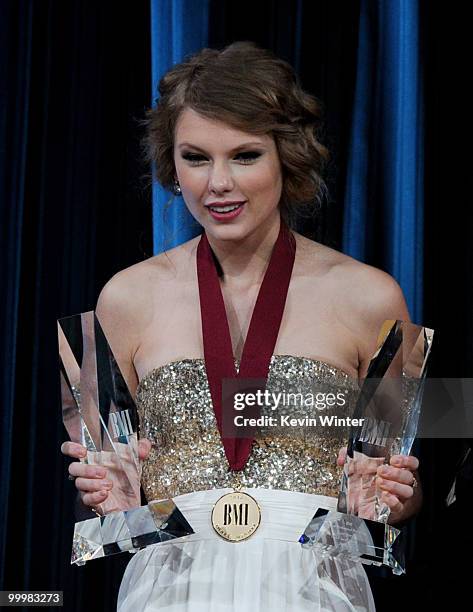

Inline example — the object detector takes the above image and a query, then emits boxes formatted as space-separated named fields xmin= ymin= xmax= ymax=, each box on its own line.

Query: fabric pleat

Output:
xmin=117 ymin=489 xmax=375 ymax=611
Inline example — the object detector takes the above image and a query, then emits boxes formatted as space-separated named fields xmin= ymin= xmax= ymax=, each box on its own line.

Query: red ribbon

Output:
xmin=197 ymin=222 xmax=296 ymax=470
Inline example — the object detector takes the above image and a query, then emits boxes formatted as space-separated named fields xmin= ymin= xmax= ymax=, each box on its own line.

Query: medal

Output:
xmin=211 ymin=488 xmax=261 ymax=542
xmin=197 ymin=221 xmax=296 ymax=540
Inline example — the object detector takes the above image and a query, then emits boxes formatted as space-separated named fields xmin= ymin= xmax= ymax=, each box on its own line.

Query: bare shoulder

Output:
xmin=96 ymin=236 xmax=199 ymax=351
xmin=294 ymin=232 xmax=410 ymax=371
xmin=96 ymin=236 xmax=199 ymax=319
xmin=332 ymin=254 xmax=410 ymax=325
xmin=294 ymin=232 xmax=410 ymax=323
xmin=94 ymin=236 xmax=200 ymax=393
xmin=333 ymin=257 xmax=411 ymax=374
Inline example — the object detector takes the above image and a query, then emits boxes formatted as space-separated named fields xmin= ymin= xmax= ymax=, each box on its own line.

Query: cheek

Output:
xmin=177 ymin=166 xmax=208 ymax=197
xmin=244 ymin=163 xmax=282 ymax=200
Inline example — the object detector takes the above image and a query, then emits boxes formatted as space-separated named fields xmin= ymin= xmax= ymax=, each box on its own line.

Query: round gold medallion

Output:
xmin=211 ymin=490 xmax=261 ymax=542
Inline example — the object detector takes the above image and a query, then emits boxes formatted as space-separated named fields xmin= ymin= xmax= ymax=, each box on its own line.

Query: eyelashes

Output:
xmin=236 ymin=151 xmax=263 ymax=163
xmin=181 ymin=151 xmax=263 ymax=165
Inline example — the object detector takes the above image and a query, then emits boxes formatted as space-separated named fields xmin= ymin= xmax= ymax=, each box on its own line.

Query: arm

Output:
xmin=338 ymin=263 xmax=422 ymax=524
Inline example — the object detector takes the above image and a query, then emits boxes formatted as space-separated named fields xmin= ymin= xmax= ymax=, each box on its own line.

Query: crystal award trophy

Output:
xmin=300 ymin=320 xmax=434 ymax=574
xmin=58 ymin=311 xmax=194 ymax=565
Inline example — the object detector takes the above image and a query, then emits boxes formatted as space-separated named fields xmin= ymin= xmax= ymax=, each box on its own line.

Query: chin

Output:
xmin=203 ymin=221 xmax=252 ymax=243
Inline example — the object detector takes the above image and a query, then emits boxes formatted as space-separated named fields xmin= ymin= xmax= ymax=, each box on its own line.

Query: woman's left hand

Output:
xmin=376 ymin=454 xmax=421 ymax=524
xmin=337 ymin=448 xmax=422 ymax=523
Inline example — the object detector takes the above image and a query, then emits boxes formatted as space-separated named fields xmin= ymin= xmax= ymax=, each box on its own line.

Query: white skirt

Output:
xmin=117 ymin=488 xmax=376 ymax=612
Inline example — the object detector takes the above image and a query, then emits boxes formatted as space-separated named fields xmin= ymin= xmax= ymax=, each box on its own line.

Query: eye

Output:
xmin=181 ymin=152 xmax=207 ymax=165
xmin=234 ymin=151 xmax=262 ymax=164
xmin=181 ymin=150 xmax=263 ymax=166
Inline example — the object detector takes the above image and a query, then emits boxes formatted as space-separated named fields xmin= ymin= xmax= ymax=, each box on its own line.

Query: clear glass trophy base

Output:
xmin=299 ymin=508 xmax=404 ymax=575
xmin=72 ymin=499 xmax=194 ymax=565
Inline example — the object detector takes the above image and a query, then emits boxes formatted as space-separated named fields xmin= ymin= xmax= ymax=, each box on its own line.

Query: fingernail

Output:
xmin=95 ymin=468 xmax=106 ymax=478
xmin=102 ymin=480 xmax=113 ymax=489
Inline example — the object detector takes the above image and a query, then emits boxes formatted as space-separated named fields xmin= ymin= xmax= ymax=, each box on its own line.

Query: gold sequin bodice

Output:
xmin=136 ymin=355 xmax=359 ymax=501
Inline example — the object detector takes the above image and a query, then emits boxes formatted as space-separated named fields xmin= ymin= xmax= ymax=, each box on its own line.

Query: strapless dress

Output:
xmin=117 ymin=356 xmax=376 ymax=611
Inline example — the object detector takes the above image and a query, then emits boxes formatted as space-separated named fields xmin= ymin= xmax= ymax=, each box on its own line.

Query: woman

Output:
xmin=62 ymin=42 xmax=420 ymax=611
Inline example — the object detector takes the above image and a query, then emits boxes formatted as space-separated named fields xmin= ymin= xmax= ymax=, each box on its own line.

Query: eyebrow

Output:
xmin=177 ymin=141 xmax=265 ymax=154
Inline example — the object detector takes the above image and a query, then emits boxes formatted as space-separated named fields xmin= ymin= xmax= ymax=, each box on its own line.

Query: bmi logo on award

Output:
xmin=211 ymin=491 xmax=261 ymax=542
xmin=109 ymin=409 xmax=133 ymax=439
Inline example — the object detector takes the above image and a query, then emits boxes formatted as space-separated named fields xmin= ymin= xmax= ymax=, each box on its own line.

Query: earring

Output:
xmin=172 ymin=179 xmax=182 ymax=196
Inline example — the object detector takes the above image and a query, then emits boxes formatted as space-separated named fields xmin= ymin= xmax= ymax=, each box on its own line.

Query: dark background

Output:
xmin=1 ymin=1 xmax=471 ymax=610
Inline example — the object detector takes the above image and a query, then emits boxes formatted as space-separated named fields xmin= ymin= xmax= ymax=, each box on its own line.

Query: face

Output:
xmin=173 ymin=108 xmax=283 ymax=242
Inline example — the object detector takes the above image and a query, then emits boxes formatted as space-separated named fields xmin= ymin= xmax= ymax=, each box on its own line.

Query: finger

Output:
xmin=337 ymin=446 xmax=347 ymax=466
xmin=377 ymin=477 xmax=414 ymax=500
xmin=82 ymin=490 xmax=109 ymax=507
xmin=69 ymin=463 xmax=107 ymax=479
xmin=138 ymin=438 xmax=152 ymax=461
xmin=377 ymin=465 xmax=415 ymax=486
xmin=390 ymin=454 xmax=419 ymax=471
xmin=75 ymin=478 xmax=113 ymax=493
xmin=380 ymin=491 xmax=403 ymax=515
xmin=61 ymin=441 xmax=87 ymax=459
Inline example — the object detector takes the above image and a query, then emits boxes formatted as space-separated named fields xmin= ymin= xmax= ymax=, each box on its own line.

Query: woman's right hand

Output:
xmin=61 ymin=439 xmax=152 ymax=509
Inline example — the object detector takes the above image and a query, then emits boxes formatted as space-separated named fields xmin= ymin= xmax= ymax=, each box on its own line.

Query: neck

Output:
xmin=205 ymin=213 xmax=282 ymax=288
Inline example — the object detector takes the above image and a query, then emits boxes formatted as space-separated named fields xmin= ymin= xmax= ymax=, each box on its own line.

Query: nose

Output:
xmin=208 ymin=161 xmax=234 ymax=195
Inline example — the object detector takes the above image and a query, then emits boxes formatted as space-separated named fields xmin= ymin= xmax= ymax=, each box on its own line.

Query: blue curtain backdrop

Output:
xmin=343 ymin=0 xmax=424 ymax=323
xmin=151 ymin=0 xmax=209 ymax=254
